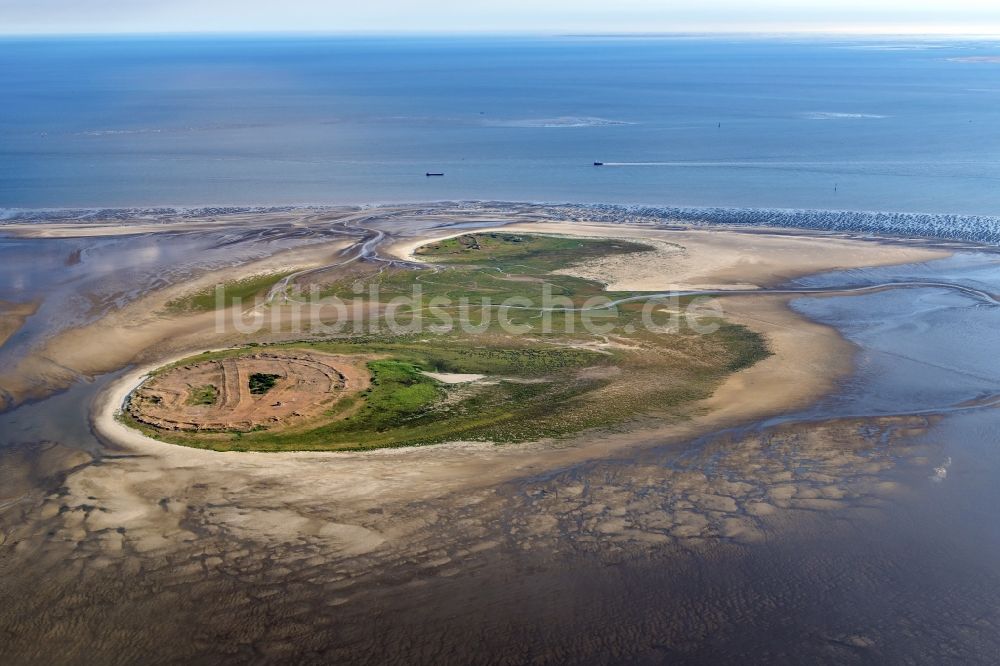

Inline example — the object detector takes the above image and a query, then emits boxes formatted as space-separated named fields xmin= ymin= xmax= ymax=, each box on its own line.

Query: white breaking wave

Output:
xmin=486 ymin=116 xmax=635 ymax=128
xmin=931 ymin=456 xmax=953 ymax=483
xmin=7 ymin=202 xmax=1000 ymax=247
xmin=563 ymin=203 xmax=1000 ymax=246
xmin=803 ymin=112 xmax=889 ymax=120
xmin=948 ymin=56 xmax=1000 ymax=64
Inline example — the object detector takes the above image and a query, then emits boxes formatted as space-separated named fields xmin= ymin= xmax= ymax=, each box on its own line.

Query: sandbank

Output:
xmin=388 ymin=221 xmax=949 ymax=291
xmin=0 ymin=300 xmax=38 ymax=349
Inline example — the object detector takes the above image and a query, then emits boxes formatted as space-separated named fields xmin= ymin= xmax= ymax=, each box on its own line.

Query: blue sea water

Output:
xmin=2 ymin=35 xmax=1000 ymax=213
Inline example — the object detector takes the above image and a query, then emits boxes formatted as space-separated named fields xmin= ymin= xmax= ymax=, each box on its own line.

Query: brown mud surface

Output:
xmin=129 ymin=351 xmax=368 ymax=432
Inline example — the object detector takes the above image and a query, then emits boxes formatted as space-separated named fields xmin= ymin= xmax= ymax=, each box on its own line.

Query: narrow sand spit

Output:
xmin=387 ymin=221 xmax=949 ymax=291
xmin=2 ymin=222 xmax=233 ymax=238
xmin=0 ymin=208 xmax=354 ymax=238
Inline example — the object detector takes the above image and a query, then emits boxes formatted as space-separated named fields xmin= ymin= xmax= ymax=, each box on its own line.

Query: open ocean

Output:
xmin=3 ymin=35 xmax=1000 ymax=216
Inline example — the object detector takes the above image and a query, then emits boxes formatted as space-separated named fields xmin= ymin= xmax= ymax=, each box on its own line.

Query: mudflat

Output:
xmin=2 ymin=202 xmax=980 ymax=664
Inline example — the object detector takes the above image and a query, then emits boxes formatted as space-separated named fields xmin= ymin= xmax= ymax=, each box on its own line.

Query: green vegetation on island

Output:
xmin=248 ymin=372 xmax=281 ymax=395
xmin=186 ymin=384 xmax=218 ymax=406
xmin=165 ymin=271 xmax=291 ymax=312
xmin=125 ymin=233 xmax=770 ymax=452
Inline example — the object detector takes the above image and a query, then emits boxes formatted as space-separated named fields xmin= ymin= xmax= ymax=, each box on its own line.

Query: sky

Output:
xmin=2 ymin=0 xmax=1000 ymax=36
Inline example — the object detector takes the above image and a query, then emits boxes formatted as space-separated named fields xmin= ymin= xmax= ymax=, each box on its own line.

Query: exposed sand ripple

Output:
xmin=0 ymin=205 xmax=975 ymax=663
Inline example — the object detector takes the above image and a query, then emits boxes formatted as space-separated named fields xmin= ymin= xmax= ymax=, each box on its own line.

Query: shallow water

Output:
xmin=0 ymin=372 xmax=112 ymax=455
xmin=790 ymin=253 xmax=1000 ymax=417
xmin=0 ymin=222 xmax=348 ymax=373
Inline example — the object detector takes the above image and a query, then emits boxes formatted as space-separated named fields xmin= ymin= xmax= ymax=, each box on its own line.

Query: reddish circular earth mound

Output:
xmin=128 ymin=351 xmax=367 ymax=432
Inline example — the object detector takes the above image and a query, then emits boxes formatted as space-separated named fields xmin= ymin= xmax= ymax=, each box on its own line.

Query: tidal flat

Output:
xmin=2 ymin=202 xmax=999 ymax=664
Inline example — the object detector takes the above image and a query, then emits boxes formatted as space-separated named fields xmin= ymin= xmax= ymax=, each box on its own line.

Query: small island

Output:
xmin=120 ymin=232 xmax=769 ymax=451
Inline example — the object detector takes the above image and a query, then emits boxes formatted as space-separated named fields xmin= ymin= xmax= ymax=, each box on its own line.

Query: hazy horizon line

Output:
xmin=2 ymin=28 xmax=1000 ymax=40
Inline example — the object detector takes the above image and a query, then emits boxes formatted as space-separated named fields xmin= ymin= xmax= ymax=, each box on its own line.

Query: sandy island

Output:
xmin=0 ymin=208 xmax=961 ymax=655
xmin=83 ymin=286 xmax=851 ymax=556
xmin=50 ymin=218 xmax=946 ymax=554
xmin=95 ymin=218 xmax=937 ymax=465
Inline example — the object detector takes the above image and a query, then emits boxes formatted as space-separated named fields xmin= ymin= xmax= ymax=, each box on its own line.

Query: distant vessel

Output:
xmin=426 ymin=172 xmax=444 ymax=177
xmin=593 ymin=162 xmax=604 ymax=166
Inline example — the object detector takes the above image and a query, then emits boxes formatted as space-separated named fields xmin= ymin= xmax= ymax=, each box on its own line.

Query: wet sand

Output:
xmin=79 ymin=213 xmax=927 ymax=505
xmin=2 ymin=208 xmax=948 ymax=412
xmin=0 ymin=238 xmax=354 ymax=410
xmin=6 ymin=203 xmax=1000 ymax=664
xmin=85 ymin=291 xmax=849 ymax=524
xmin=4 ymin=205 xmax=954 ymax=544
xmin=32 ymin=211 xmax=929 ymax=586
xmin=0 ymin=300 xmax=38 ymax=348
